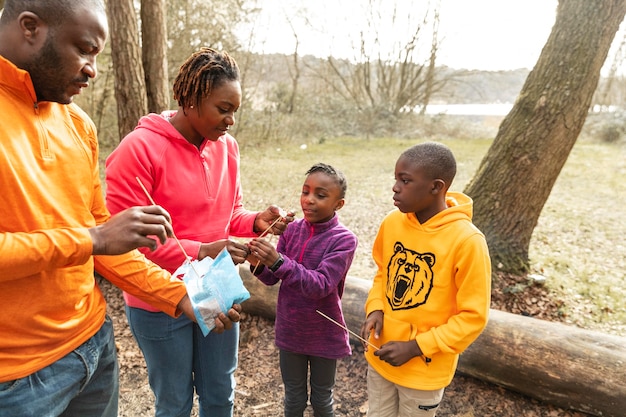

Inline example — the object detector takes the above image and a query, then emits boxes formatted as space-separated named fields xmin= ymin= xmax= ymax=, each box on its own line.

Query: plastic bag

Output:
xmin=173 ymin=248 xmax=250 ymax=336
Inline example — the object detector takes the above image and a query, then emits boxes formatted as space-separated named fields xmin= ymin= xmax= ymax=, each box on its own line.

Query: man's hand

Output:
xmin=360 ymin=310 xmax=383 ymax=351
xmin=178 ymin=294 xmax=196 ymax=322
xmin=90 ymin=206 xmax=174 ymax=255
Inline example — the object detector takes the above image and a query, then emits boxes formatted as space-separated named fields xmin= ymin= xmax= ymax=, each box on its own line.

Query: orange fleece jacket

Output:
xmin=364 ymin=192 xmax=491 ymax=390
xmin=0 ymin=55 xmax=187 ymax=383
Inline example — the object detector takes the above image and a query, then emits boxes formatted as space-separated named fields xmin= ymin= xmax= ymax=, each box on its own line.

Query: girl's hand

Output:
xmin=247 ymin=237 xmax=280 ymax=267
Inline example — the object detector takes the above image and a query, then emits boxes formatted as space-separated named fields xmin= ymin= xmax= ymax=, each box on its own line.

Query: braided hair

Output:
xmin=172 ymin=47 xmax=240 ymax=109
xmin=306 ymin=163 xmax=348 ymax=199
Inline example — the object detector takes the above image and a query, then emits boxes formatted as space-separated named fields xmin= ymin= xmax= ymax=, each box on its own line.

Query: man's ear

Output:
xmin=18 ymin=12 xmax=45 ymax=44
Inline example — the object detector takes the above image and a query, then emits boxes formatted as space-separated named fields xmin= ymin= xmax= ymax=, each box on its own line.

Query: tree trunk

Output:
xmin=239 ymin=266 xmax=626 ymax=417
xmin=141 ymin=0 xmax=170 ymax=113
xmin=459 ymin=309 xmax=626 ymax=417
xmin=107 ymin=0 xmax=147 ymax=141
xmin=464 ymin=0 xmax=626 ymax=274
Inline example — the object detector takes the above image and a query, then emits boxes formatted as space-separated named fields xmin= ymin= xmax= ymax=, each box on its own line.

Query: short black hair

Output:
xmin=1 ymin=0 xmax=105 ymax=27
xmin=401 ymin=142 xmax=457 ymax=187
xmin=306 ymin=163 xmax=348 ymax=199
xmin=172 ymin=47 xmax=240 ymax=109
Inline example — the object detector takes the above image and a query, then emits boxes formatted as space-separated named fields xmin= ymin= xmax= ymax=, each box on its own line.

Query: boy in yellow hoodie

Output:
xmin=360 ymin=142 xmax=491 ymax=416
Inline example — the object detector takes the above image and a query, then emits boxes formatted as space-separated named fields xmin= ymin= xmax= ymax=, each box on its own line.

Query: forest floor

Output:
xmin=104 ymin=135 xmax=624 ymax=416
xmin=102 ymin=271 xmax=591 ymax=417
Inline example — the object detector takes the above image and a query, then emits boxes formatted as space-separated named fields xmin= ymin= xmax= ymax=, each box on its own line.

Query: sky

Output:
xmin=244 ymin=0 xmax=559 ymax=71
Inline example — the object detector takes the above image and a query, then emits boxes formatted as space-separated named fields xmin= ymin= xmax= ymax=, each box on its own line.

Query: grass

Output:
xmin=239 ymin=136 xmax=626 ymax=337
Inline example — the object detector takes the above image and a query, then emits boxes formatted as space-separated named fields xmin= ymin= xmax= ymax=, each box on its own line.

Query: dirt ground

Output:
xmin=100 ymin=272 xmax=592 ymax=417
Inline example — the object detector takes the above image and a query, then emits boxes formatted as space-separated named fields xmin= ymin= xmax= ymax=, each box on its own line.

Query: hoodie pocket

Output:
xmin=379 ymin=314 xmax=416 ymax=345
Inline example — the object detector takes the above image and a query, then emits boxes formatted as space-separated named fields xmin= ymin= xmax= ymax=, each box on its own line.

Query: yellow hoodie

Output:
xmin=0 ymin=56 xmax=187 ymax=382
xmin=364 ymin=192 xmax=491 ymax=390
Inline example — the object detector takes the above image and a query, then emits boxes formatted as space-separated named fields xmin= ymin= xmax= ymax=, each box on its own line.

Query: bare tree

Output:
xmin=594 ymin=28 xmax=626 ymax=109
xmin=141 ymin=0 xmax=170 ymax=113
xmin=312 ymin=0 xmax=450 ymax=137
xmin=284 ymin=15 xmax=301 ymax=114
xmin=166 ymin=0 xmax=248 ymax=77
xmin=107 ymin=0 xmax=147 ymax=140
xmin=465 ymin=0 xmax=626 ymax=274
xmin=419 ymin=0 xmax=441 ymax=115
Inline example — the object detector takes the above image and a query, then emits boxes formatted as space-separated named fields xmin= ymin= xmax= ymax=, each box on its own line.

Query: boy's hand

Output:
xmin=360 ymin=310 xmax=383 ymax=351
xmin=374 ymin=340 xmax=422 ymax=367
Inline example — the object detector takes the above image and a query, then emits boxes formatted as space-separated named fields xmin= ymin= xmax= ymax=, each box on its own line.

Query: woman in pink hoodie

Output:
xmin=105 ymin=48 xmax=291 ymax=417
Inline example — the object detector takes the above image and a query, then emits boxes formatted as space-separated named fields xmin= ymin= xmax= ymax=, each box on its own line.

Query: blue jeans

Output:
xmin=279 ymin=349 xmax=337 ymax=417
xmin=0 ymin=316 xmax=118 ymax=417
xmin=126 ymin=306 xmax=238 ymax=417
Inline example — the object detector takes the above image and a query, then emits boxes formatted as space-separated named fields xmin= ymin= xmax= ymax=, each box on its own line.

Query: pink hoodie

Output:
xmin=105 ymin=111 xmax=258 ymax=311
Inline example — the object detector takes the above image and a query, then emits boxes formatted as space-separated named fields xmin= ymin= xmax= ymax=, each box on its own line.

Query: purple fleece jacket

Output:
xmin=255 ymin=214 xmax=357 ymax=359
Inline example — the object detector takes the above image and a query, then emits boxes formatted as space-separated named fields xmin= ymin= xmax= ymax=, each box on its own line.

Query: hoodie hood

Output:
xmin=133 ymin=111 xmax=193 ymax=145
xmin=404 ymin=191 xmax=473 ymax=232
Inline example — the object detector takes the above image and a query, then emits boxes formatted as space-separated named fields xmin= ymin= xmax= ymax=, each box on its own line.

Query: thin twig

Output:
xmin=258 ymin=216 xmax=284 ymax=239
xmin=251 ymin=216 xmax=284 ymax=274
xmin=135 ymin=176 xmax=201 ymax=279
xmin=316 ymin=309 xmax=379 ymax=351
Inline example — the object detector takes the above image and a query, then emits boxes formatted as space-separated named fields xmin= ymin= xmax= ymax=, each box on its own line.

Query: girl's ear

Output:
xmin=334 ymin=198 xmax=345 ymax=211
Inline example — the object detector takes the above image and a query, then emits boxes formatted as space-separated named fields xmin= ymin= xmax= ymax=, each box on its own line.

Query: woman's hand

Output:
xmin=212 ymin=304 xmax=243 ymax=334
xmin=253 ymin=205 xmax=295 ymax=236
xmin=198 ymin=239 xmax=250 ymax=264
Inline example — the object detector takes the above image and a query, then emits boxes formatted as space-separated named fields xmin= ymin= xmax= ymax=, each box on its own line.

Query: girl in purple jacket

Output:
xmin=248 ymin=163 xmax=358 ymax=417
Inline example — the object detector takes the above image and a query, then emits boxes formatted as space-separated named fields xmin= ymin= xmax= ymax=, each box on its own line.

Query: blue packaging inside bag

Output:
xmin=175 ymin=248 xmax=250 ymax=336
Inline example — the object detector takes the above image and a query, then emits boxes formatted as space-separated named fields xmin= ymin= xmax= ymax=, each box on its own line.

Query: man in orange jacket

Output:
xmin=0 ymin=1 xmax=240 ymax=416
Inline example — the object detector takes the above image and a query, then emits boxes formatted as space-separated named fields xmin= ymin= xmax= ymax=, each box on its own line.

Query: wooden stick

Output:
xmin=251 ymin=216 xmax=284 ymax=274
xmin=257 ymin=216 xmax=284 ymax=239
xmin=135 ymin=176 xmax=201 ymax=279
xmin=316 ymin=309 xmax=379 ymax=351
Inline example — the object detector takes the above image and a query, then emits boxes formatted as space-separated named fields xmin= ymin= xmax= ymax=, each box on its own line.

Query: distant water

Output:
xmin=424 ymin=103 xmax=513 ymax=116
xmin=423 ymin=103 xmax=618 ymax=116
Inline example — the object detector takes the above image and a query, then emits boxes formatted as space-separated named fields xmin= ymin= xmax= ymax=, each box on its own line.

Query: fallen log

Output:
xmin=239 ymin=266 xmax=626 ymax=417
xmin=459 ymin=308 xmax=626 ymax=417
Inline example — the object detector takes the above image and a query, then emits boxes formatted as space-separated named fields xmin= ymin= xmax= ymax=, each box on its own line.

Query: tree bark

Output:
xmin=459 ymin=309 xmax=626 ymax=417
xmin=141 ymin=0 xmax=170 ymax=113
xmin=465 ymin=0 xmax=626 ymax=274
xmin=239 ymin=266 xmax=626 ymax=417
xmin=107 ymin=0 xmax=147 ymax=141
